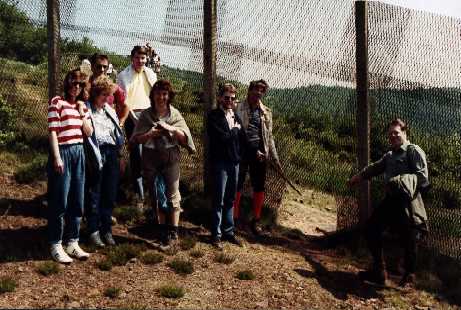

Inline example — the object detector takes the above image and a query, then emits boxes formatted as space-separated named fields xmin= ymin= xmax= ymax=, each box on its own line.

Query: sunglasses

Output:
xmin=95 ymin=64 xmax=108 ymax=70
xmin=71 ymin=81 xmax=86 ymax=88
xmin=223 ymin=95 xmax=236 ymax=101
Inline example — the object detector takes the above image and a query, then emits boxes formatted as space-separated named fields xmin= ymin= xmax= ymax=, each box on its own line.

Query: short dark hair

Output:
xmin=63 ymin=69 xmax=87 ymax=100
xmin=131 ymin=45 xmax=148 ymax=57
xmin=90 ymin=53 xmax=109 ymax=65
xmin=388 ymin=118 xmax=407 ymax=132
xmin=248 ymin=79 xmax=269 ymax=92
xmin=149 ymin=79 xmax=176 ymax=107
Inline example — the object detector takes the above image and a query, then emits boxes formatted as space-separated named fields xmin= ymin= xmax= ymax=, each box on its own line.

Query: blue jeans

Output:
xmin=125 ymin=115 xmax=144 ymax=200
xmin=86 ymin=145 xmax=119 ymax=235
xmin=212 ymin=161 xmax=239 ymax=238
xmin=47 ymin=144 xmax=85 ymax=245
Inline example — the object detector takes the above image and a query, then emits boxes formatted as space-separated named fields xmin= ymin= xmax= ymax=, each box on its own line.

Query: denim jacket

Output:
xmin=85 ymin=101 xmax=124 ymax=170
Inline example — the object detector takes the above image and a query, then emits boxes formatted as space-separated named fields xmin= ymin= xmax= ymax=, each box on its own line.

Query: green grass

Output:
xmin=158 ymin=284 xmax=185 ymax=299
xmin=36 ymin=261 xmax=61 ymax=276
xmin=104 ymin=287 xmax=121 ymax=299
xmin=104 ymin=243 xmax=144 ymax=266
xmin=236 ymin=270 xmax=256 ymax=280
xmin=14 ymin=154 xmax=47 ymax=183
xmin=96 ymin=259 xmax=113 ymax=271
xmin=168 ymin=258 xmax=194 ymax=275
xmin=140 ymin=252 xmax=164 ymax=265
xmin=179 ymin=236 xmax=197 ymax=251
xmin=0 ymin=277 xmax=17 ymax=294
xmin=214 ymin=252 xmax=236 ymax=265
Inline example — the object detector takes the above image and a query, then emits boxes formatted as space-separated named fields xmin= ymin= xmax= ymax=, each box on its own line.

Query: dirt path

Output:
xmin=0 ymin=175 xmax=457 ymax=309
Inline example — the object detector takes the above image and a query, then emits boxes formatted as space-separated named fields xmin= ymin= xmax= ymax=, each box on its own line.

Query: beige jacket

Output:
xmin=236 ymin=99 xmax=279 ymax=163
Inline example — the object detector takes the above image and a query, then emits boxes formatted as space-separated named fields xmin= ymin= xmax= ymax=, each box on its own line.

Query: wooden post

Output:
xmin=355 ymin=0 xmax=371 ymax=225
xmin=47 ymin=0 xmax=61 ymax=100
xmin=203 ymin=0 xmax=217 ymax=194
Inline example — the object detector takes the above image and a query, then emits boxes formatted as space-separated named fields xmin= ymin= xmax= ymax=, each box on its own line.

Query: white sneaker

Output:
xmin=65 ymin=242 xmax=90 ymax=260
xmin=50 ymin=244 xmax=73 ymax=264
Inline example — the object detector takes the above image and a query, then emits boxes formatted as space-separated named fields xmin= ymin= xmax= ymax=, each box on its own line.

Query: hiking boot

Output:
xmin=65 ymin=242 xmax=90 ymax=260
xmin=358 ymin=268 xmax=387 ymax=286
xmin=50 ymin=244 xmax=73 ymax=264
xmin=89 ymin=231 xmax=105 ymax=248
xmin=223 ymin=234 xmax=243 ymax=247
xmin=212 ymin=237 xmax=223 ymax=250
xmin=251 ymin=219 xmax=264 ymax=236
xmin=399 ymin=272 xmax=416 ymax=287
xmin=103 ymin=232 xmax=116 ymax=246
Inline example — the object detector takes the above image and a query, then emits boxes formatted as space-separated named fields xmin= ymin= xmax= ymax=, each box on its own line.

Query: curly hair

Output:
xmin=90 ymin=75 xmax=116 ymax=101
xmin=248 ymin=79 xmax=269 ymax=92
xmin=217 ymin=83 xmax=236 ymax=97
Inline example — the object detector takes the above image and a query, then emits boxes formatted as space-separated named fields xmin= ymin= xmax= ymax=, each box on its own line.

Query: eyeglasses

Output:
xmin=71 ymin=81 xmax=86 ymax=88
xmin=223 ymin=95 xmax=236 ymax=101
xmin=95 ymin=64 xmax=108 ymax=70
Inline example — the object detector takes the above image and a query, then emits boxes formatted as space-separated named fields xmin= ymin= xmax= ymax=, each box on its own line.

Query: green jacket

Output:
xmin=359 ymin=142 xmax=429 ymax=229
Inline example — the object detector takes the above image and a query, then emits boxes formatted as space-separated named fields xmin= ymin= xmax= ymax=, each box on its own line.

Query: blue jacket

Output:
xmin=85 ymin=101 xmax=124 ymax=171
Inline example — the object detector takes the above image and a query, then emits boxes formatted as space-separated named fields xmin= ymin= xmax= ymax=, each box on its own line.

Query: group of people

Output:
xmin=46 ymin=43 xmax=429 ymax=288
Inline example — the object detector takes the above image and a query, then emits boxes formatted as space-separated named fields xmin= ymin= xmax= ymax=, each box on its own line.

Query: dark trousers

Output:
xmin=365 ymin=195 xmax=419 ymax=273
xmin=237 ymin=151 xmax=266 ymax=192
xmin=124 ymin=115 xmax=144 ymax=200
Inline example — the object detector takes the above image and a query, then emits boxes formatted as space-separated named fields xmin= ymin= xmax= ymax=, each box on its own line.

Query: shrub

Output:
xmin=140 ymin=252 xmax=164 ymax=265
xmin=214 ymin=252 xmax=236 ymax=265
xmin=168 ymin=258 xmax=194 ymax=275
xmin=104 ymin=287 xmax=121 ymax=299
xmin=37 ymin=261 xmax=61 ymax=276
xmin=158 ymin=284 xmax=185 ymax=299
xmin=0 ymin=95 xmax=17 ymax=146
xmin=0 ymin=277 xmax=17 ymax=294
xmin=189 ymin=247 xmax=205 ymax=259
xmin=236 ymin=270 xmax=256 ymax=280
xmin=179 ymin=236 xmax=197 ymax=251
xmin=96 ymin=259 xmax=113 ymax=271
xmin=14 ymin=155 xmax=47 ymax=183
xmin=105 ymin=243 xmax=143 ymax=266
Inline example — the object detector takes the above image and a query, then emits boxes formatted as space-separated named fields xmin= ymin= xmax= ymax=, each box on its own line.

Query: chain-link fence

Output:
xmin=1 ymin=0 xmax=460 ymax=258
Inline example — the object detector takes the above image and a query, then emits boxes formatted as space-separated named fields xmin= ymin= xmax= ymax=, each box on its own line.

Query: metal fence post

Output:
xmin=203 ymin=0 xmax=217 ymax=195
xmin=47 ymin=0 xmax=61 ymax=100
xmin=355 ymin=0 xmax=371 ymax=225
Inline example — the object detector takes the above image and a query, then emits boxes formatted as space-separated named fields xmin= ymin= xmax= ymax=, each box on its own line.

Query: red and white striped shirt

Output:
xmin=47 ymin=96 xmax=90 ymax=145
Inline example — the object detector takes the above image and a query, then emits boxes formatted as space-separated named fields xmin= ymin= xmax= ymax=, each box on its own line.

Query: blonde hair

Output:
xmin=218 ymin=83 xmax=236 ymax=96
xmin=90 ymin=75 xmax=116 ymax=100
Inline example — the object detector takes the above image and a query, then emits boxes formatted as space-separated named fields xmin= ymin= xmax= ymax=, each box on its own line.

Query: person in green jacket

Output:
xmin=348 ymin=118 xmax=429 ymax=287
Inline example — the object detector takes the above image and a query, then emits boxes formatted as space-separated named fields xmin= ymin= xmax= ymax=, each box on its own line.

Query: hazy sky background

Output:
xmin=13 ymin=0 xmax=461 ymax=88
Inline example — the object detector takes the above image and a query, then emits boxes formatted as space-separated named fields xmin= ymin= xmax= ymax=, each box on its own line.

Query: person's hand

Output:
xmin=233 ymin=121 xmax=241 ymax=130
xmin=156 ymin=121 xmax=175 ymax=132
xmin=76 ymin=100 xmax=86 ymax=117
xmin=256 ymin=150 xmax=266 ymax=162
xmin=149 ymin=127 xmax=163 ymax=138
xmin=348 ymin=174 xmax=362 ymax=188
xmin=53 ymin=157 xmax=64 ymax=174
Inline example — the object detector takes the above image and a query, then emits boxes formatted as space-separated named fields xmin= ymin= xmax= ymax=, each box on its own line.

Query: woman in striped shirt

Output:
xmin=47 ymin=69 xmax=93 ymax=264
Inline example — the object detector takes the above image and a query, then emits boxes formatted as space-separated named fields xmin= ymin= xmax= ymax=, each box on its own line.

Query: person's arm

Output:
xmin=133 ymin=126 xmax=163 ymax=144
xmin=407 ymin=145 xmax=429 ymax=188
xmin=77 ymin=101 xmax=93 ymax=137
xmin=348 ymin=155 xmax=387 ymax=187
xmin=114 ymin=86 xmax=129 ymax=127
xmin=266 ymin=112 xmax=280 ymax=166
xmin=49 ymin=131 xmax=63 ymax=174
xmin=157 ymin=121 xmax=188 ymax=145
xmin=207 ymin=111 xmax=240 ymax=142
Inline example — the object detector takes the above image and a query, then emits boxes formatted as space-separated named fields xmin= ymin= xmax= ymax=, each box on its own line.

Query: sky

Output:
xmin=381 ymin=0 xmax=461 ymax=19
xmin=12 ymin=0 xmax=461 ymax=89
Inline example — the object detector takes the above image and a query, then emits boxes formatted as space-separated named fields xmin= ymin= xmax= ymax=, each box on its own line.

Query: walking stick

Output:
xmin=269 ymin=161 xmax=303 ymax=196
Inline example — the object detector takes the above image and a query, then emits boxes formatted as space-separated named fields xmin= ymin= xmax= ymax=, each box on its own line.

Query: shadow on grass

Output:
xmin=0 ymin=194 xmax=47 ymax=219
xmin=0 ymin=226 xmax=49 ymax=263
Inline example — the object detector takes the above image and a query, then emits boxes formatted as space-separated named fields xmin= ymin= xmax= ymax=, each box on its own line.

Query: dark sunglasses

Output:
xmin=223 ymin=95 xmax=236 ymax=101
xmin=95 ymin=64 xmax=108 ymax=70
xmin=71 ymin=81 xmax=86 ymax=88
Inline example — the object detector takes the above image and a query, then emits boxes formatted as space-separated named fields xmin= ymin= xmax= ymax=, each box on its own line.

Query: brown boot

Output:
xmin=358 ymin=266 xmax=387 ymax=286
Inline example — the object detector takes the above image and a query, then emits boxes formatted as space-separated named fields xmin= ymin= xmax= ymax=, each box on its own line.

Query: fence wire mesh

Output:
xmin=1 ymin=0 xmax=460 ymax=258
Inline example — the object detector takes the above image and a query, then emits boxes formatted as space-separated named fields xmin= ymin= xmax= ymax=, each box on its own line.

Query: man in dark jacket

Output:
xmin=348 ymin=118 xmax=429 ymax=287
xmin=207 ymin=83 xmax=245 ymax=249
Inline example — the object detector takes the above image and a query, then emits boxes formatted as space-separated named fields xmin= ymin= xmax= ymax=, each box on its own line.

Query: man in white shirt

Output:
xmin=117 ymin=46 xmax=157 ymax=210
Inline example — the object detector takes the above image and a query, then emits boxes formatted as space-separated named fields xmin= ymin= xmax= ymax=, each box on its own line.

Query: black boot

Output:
xmin=358 ymin=263 xmax=387 ymax=286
